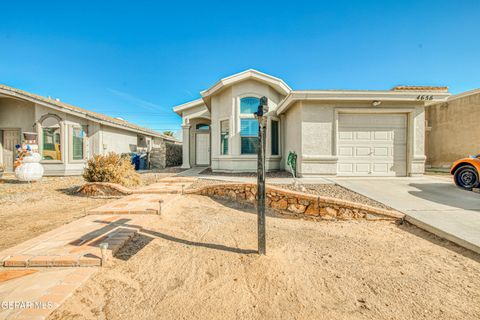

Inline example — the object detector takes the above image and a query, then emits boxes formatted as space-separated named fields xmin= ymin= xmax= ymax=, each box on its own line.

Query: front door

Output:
xmin=196 ymin=133 xmax=210 ymax=165
xmin=2 ymin=129 xmax=21 ymax=172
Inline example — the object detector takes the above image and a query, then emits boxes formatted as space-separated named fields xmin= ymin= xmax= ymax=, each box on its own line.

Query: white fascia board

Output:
xmin=200 ymin=69 xmax=292 ymax=106
xmin=276 ymin=90 xmax=452 ymax=114
xmin=172 ymin=98 xmax=205 ymax=115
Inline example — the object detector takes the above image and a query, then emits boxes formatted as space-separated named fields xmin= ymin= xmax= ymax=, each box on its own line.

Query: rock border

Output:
xmin=187 ymin=183 xmax=403 ymax=220
xmin=77 ymin=182 xmax=133 ymax=197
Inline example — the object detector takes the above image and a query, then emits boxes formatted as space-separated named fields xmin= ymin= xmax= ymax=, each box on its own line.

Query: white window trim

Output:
xmin=38 ymin=117 xmax=65 ymax=164
xmin=219 ymin=117 xmax=230 ymax=156
xmin=238 ymin=94 xmax=261 ymax=155
xmin=69 ymin=125 xmax=88 ymax=163
xmin=268 ymin=116 xmax=281 ymax=157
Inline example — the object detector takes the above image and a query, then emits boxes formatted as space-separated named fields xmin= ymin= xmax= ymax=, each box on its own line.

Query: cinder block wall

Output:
xmin=426 ymin=92 xmax=480 ymax=168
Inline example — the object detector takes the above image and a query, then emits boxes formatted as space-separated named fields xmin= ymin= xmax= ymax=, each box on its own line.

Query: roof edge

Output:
xmin=0 ymin=84 xmax=179 ymax=142
xmin=276 ymin=90 xmax=452 ymax=114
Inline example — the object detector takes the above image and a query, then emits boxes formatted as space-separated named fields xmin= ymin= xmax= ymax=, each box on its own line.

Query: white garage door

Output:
xmin=337 ymin=113 xmax=407 ymax=176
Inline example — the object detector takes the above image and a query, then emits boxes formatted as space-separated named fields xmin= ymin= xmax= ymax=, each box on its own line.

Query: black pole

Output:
xmin=256 ymin=97 xmax=267 ymax=255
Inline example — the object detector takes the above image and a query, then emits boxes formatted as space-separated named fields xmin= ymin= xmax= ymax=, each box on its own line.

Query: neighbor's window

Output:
xmin=271 ymin=120 xmax=279 ymax=155
xmin=196 ymin=123 xmax=210 ymax=131
xmin=220 ymin=120 xmax=229 ymax=155
xmin=72 ymin=126 xmax=86 ymax=160
xmin=240 ymin=119 xmax=258 ymax=154
xmin=41 ymin=116 xmax=61 ymax=160
xmin=240 ymin=97 xmax=260 ymax=114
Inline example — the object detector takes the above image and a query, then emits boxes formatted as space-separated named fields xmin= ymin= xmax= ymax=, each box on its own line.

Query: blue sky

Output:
xmin=1 ymin=0 xmax=479 ymax=136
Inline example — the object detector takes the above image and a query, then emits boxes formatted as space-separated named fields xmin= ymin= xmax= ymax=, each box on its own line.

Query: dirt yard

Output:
xmin=0 ymin=169 xmax=182 ymax=251
xmin=51 ymin=195 xmax=480 ymax=320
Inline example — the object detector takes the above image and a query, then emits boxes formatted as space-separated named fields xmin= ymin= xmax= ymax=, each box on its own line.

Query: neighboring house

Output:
xmin=0 ymin=84 xmax=180 ymax=175
xmin=425 ymin=88 xmax=480 ymax=169
xmin=173 ymin=69 xmax=450 ymax=177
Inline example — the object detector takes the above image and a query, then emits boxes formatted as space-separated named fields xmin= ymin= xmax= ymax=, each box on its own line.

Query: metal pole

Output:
xmin=257 ymin=98 xmax=267 ymax=255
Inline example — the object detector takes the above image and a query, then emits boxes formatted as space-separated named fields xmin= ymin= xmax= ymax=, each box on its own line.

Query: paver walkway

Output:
xmin=0 ymin=214 xmax=158 ymax=268
xmin=0 ymin=268 xmax=95 ymax=320
xmin=333 ymin=176 xmax=480 ymax=254
xmin=0 ymin=176 xmax=196 ymax=319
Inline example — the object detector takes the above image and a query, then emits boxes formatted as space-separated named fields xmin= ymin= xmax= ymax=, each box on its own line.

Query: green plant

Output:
xmin=82 ymin=153 xmax=140 ymax=187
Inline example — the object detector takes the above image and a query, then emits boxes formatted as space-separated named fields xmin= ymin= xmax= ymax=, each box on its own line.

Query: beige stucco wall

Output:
xmin=0 ymin=96 xmax=163 ymax=175
xmin=101 ymin=125 xmax=138 ymax=154
xmin=426 ymin=93 xmax=480 ymax=168
xmin=0 ymin=98 xmax=36 ymax=132
xmin=282 ymin=101 xmax=426 ymax=177
xmin=282 ymin=102 xmax=302 ymax=174
xmin=210 ymin=79 xmax=285 ymax=172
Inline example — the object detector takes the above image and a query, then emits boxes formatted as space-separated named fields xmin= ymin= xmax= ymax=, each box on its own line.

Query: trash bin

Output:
xmin=131 ymin=153 xmax=140 ymax=170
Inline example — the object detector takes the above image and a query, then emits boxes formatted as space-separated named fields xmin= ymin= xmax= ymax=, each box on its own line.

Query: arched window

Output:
xmin=41 ymin=115 xmax=62 ymax=160
xmin=240 ymin=97 xmax=259 ymax=114
xmin=196 ymin=123 xmax=210 ymax=131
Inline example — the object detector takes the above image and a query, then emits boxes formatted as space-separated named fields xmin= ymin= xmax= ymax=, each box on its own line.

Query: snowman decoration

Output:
xmin=15 ymin=133 xmax=44 ymax=182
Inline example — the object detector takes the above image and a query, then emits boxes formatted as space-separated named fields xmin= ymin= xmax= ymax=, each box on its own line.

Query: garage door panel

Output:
xmin=355 ymin=163 xmax=370 ymax=174
xmin=373 ymin=131 xmax=389 ymax=140
xmin=338 ymin=113 xmax=407 ymax=177
xmin=338 ymin=131 xmax=353 ymax=140
xmin=373 ymin=147 xmax=388 ymax=157
xmin=338 ymin=147 xmax=353 ymax=156
xmin=355 ymin=131 xmax=371 ymax=140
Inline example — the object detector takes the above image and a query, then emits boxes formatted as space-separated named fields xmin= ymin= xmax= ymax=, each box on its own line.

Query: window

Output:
xmin=220 ymin=120 xmax=229 ymax=155
xmin=196 ymin=123 xmax=210 ymax=131
xmin=72 ymin=126 xmax=86 ymax=160
xmin=271 ymin=120 xmax=279 ymax=155
xmin=240 ymin=97 xmax=260 ymax=114
xmin=240 ymin=119 xmax=258 ymax=154
xmin=41 ymin=116 xmax=61 ymax=160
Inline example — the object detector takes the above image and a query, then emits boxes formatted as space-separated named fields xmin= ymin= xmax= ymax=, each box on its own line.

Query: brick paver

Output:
xmin=0 ymin=267 xmax=95 ymax=319
xmin=0 ymin=214 xmax=157 ymax=268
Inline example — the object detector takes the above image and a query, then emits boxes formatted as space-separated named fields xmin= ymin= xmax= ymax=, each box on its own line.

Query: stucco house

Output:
xmin=173 ymin=69 xmax=450 ymax=177
xmin=425 ymin=88 xmax=480 ymax=169
xmin=0 ymin=84 xmax=180 ymax=175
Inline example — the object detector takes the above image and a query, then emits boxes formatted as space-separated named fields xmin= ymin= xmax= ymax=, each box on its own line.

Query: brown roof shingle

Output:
xmin=0 ymin=84 xmax=178 ymax=142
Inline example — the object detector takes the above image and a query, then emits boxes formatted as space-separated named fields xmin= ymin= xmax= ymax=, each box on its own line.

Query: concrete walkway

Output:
xmin=333 ymin=176 xmax=480 ymax=254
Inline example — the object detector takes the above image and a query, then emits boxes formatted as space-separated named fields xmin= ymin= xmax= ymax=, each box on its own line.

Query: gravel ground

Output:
xmin=187 ymin=179 xmax=236 ymax=190
xmin=187 ymin=179 xmax=392 ymax=211
xmin=0 ymin=168 xmax=184 ymax=251
xmin=200 ymin=168 xmax=293 ymax=178
xmin=51 ymin=195 xmax=480 ymax=320
xmin=277 ymin=184 xmax=393 ymax=210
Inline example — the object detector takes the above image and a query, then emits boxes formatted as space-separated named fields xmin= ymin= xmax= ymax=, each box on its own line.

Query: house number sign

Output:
xmin=416 ymin=95 xmax=434 ymax=101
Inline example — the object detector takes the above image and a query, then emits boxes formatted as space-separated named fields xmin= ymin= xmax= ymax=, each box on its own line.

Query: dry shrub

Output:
xmin=82 ymin=153 xmax=140 ymax=187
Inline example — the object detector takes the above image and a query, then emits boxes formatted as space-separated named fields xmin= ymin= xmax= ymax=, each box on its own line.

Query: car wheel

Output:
xmin=454 ymin=165 xmax=479 ymax=190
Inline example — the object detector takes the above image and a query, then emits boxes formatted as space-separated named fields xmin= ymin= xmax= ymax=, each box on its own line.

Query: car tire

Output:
xmin=453 ymin=165 xmax=480 ymax=190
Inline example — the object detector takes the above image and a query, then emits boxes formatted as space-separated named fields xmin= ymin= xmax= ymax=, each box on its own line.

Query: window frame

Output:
xmin=219 ymin=118 xmax=230 ymax=156
xmin=39 ymin=114 xmax=64 ymax=163
xmin=270 ymin=118 xmax=280 ymax=156
xmin=69 ymin=125 xmax=88 ymax=163
xmin=238 ymin=95 xmax=261 ymax=155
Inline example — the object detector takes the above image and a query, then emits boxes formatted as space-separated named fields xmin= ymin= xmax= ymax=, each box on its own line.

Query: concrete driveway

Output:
xmin=332 ymin=175 xmax=480 ymax=254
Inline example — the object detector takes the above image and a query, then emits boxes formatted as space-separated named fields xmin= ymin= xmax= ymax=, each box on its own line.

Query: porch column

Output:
xmin=181 ymin=124 xmax=191 ymax=169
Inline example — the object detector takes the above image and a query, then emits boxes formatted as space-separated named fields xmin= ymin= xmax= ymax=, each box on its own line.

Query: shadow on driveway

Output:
xmin=408 ymin=183 xmax=480 ymax=211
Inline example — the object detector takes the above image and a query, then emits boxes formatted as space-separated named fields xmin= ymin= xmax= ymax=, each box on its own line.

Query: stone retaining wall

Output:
xmin=77 ymin=182 xmax=133 ymax=197
xmin=187 ymin=183 xmax=403 ymax=220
